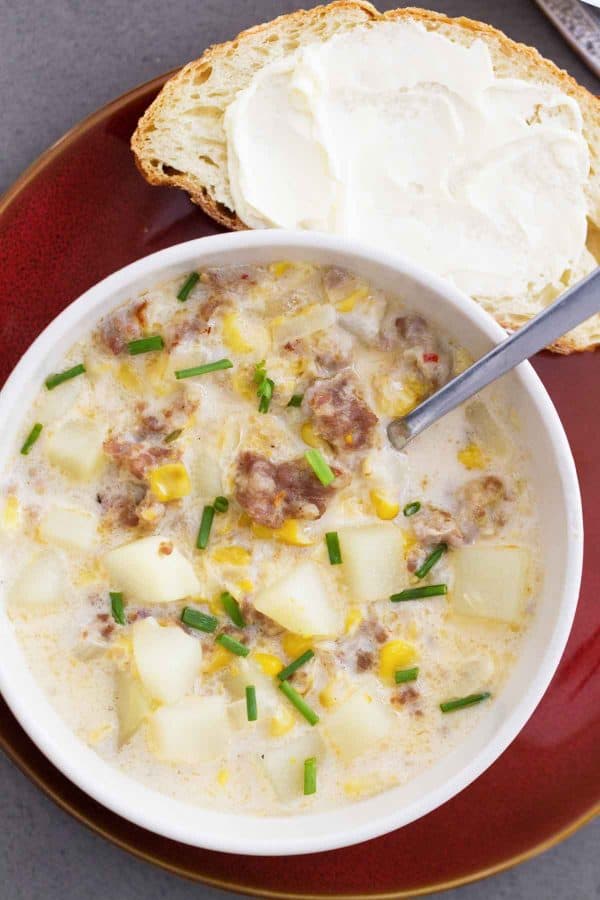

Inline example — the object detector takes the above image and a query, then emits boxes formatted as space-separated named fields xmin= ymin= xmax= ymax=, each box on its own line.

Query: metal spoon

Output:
xmin=387 ymin=267 xmax=600 ymax=450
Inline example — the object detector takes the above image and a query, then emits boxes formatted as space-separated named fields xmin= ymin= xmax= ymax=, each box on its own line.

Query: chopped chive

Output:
xmin=305 ymin=449 xmax=335 ymax=487
xmin=440 ymin=692 xmax=491 ymax=713
xmin=287 ymin=394 xmax=304 ymax=408
xmin=415 ymin=543 xmax=447 ymax=579
xmin=390 ymin=584 xmax=447 ymax=602
xmin=109 ymin=591 xmax=126 ymax=625
xmin=403 ymin=501 xmax=421 ymax=517
xmin=127 ymin=335 xmax=164 ymax=355
xmin=278 ymin=679 xmax=319 ymax=726
xmin=164 ymin=428 xmax=182 ymax=444
xmin=181 ymin=606 xmax=218 ymax=633
xmin=20 ymin=423 xmax=43 ymax=455
xmin=325 ymin=531 xmax=342 ymax=565
xmin=196 ymin=505 xmax=215 ymax=549
xmin=177 ymin=271 xmax=200 ymax=302
xmin=245 ymin=685 xmax=258 ymax=721
xmin=395 ymin=667 xmax=419 ymax=684
xmin=45 ymin=363 xmax=86 ymax=390
xmin=303 ymin=756 xmax=317 ymax=795
xmin=215 ymin=633 xmax=250 ymax=657
xmin=257 ymin=377 xmax=274 ymax=414
xmin=213 ymin=495 xmax=229 ymax=513
xmin=253 ymin=360 xmax=267 ymax=385
xmin=277 ymin=649 xmax=314 ymax=682
xmin=221 ymin=591 xmax=245 ymax=628
xmin=175 ymin=358 xmax=233 ymax=379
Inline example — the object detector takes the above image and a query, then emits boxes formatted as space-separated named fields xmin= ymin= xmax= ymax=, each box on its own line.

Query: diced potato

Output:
xmin=149 ymin=696 xmax=231 ymax=764
xmin=191 ymin=452 xmax=222 ymax=499
xmin=35 ymin=376 xmax=82 ymax=423
xmin=132 ymin=617 xmax=201 ymax=704
xmin=224 ymin=658 xmax=279 ymax=713
xmin=452 ymin=546 xmax=529 ymax=624
xmin=39 ymin=506 xmax=97 ymax=552
xmin=46 ymin=419 xmax=105 ymax=481
xmin=9 ymin=551 xmax=65 ymax=614
xmin=260 ymin=732 xmax=325 ymax=802
xmin=338 ymin=525 xmax=406 ymax=602
xmin=104 ymin=536 xmax=200 ymax=604
xmin=272 ymin=304 xmax=336 ymax=344
xmin=115 ymin=668 xmax=151 ymax=745
xmin=321 ymin=693 xmax=395 ymax=762
xmin=253 ymin=561 xmax=343 ymax=637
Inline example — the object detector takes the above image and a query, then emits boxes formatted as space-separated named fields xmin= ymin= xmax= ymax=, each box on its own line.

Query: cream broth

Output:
xmin=0 ymin=261 xmax=539 ymax=813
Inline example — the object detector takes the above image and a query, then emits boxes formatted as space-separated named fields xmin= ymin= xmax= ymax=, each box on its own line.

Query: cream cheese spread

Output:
xmin=225 ymin=21 xmax=592 ymax=301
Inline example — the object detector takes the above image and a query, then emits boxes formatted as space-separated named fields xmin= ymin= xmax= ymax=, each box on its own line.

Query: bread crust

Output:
xmin=131 ymin=2 xmax=600 ymax=353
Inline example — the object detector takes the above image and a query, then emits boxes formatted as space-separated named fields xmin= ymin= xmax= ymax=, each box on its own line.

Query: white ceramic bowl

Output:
xmin=0 ymin=231 xmax=583 ymax=856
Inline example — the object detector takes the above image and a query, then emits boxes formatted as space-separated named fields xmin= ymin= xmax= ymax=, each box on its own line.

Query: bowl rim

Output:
xmin=0 ymin=229 xmax=583 ymax=855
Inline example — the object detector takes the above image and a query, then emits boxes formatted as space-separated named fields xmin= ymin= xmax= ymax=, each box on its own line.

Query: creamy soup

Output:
xmin=0 ymin=261 xmax=539 ymax=812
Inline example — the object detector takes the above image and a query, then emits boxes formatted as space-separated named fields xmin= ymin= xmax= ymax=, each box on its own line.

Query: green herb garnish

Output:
xmin=304 ymin=449 xmax=335 ymax=486
xmin=45 ymin=364 xmax=86 ymax=390
xmin=177 ymin=271 xmax=200 ymax=302
xmin=254 ymin=360 xmax=274 ymax=413
xmin=279 ymin=679 xmax=319 ymax=726
xmin=196 ymin=505 xmax=215 ymax=549
xmin=215 ymin=633 xmax=250 ymax=657
xmin=403 ymin=501 xmax=421 ymax=517
xmin=287 ymin=394 xmax=304 ymax=408
xmin=325 ymin=531 xmax=342 ymax=565
xmin=110 ymin=591 xmax=126 ymax=625
xmin=440 ymin=692 xmax=491 ymax=713
xmin=245 ymin=685 xmax=258 ymax=722
xmin=303 ymin=756 xmax=317 ymax=795
xmin=415 ymin=543 xmax=447 ymax=579
xmin=164 ymin=428 xmax=182 ymax=444
xmin=127 ymin=335 xmax=164 ymax=355
xmin=390 ymin=584 xmax=447 ymax=602
xmin=277 ymin=649 xmax=314 ymax=682
xmin=181 ymin=607 xmax=218 ymax=633
xmin=395 ymin=667 xmax=419 ymax=684
xmin=20 ymin=423 xmax=43 ymax=455
xmin=221 ymin=591 xmax=245 ymax=628
xmin=213 ymin=496 xmax=229 ymax=513
xmin=175 ymin=358 xmax=233 ymax=379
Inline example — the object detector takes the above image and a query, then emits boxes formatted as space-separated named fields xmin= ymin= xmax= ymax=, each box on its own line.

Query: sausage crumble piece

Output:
xmin=234 ymin=451 xmax=337 ymax=529
xmin=97 ymin=300 xmax=148 ymax=355
xmin=305 ymin=370 xmax=378 ymax=452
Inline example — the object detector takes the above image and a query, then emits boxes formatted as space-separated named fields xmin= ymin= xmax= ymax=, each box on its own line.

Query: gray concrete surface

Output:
xmin=1 ymin=0 xmax=599 ymax=898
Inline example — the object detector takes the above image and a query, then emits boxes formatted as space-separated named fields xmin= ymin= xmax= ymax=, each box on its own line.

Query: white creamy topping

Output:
xmin=225 ymin=21 xmax=591 ymax=300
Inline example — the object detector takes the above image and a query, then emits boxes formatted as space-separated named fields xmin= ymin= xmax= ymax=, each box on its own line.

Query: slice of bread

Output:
xmin=131 ymin=2 xmax=600 ymax=353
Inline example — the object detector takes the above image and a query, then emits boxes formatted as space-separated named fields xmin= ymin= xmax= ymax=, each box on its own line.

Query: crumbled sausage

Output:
xmin=97 ymin=481 xmax=147 ymax=528
xmin=103 ymin=438 xmax=175 ymax=481
xmin=457 ymin=475 xmax=510 ymax=538
xmin=135 ymin=392 xmax=197 ymax=440
xmin=97 ymin=301 xmax=148 ymax=355
xmin=305 ymin=370 xmax=378 ymax=452
xmin=391 ymin=686 xmax=420 ymax=708
xmin=409 ymin=504 xmax=465 ymax=549
xmin=234 ymin=451 xmax=338 ymax=529
xmin=382 ymin=314 xmax=451 ymax=389
xmin=356 ymin=650 xmax=374 ymax=672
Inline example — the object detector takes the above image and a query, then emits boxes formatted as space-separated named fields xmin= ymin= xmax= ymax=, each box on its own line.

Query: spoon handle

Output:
xmin=388 ymin=267 xmax=600 ymax=450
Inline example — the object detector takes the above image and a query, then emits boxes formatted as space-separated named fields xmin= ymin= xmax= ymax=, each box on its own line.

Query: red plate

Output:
xmin=0 ymin=75 xmax=598 ymax=898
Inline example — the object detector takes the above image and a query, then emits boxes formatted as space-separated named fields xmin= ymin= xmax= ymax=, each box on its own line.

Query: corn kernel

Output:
xmin=379 ymin=640 xmax=417 ymax=683
xmin=253 ymin=652 xmax=284 ymax=677
xmin=402 ymin=530 xmax=418 ymax=556
xmin=208 ymin=593 xmax=223 ymax=616
xmin=146 ymin=353 xmax=175 ymax=397
xmin=1 ymin=495 xmax=21 ymax=530
xmin=335 ymin=285 xmax=369 ymax=313
xmin=87 ymin=723 xmax=113 ymax=745
xmin=74 ymin=560 xmax=104 ymax=585
xmin=282 ymin=633 xmax=313 ymax=659
xmin=222 ymin=312 xmax=253 ymax=354
xmin=237 ymin=578 xmax=254 ymax=594
xmin=319 ymin=677 xmax=346 ymax=708
xmin=269 ymin=706 xmax=296 ymax=737
xmin=457 ymin=443 xmax=488 ymax=470
xmin=251 ymin=519 xmax=313 ymax=546
xmin=345 ymin=607 xmax=363 ymax=634
xmin=148 ymin=463 xmax=191 ymax=502
xmin=269 ymin=260 xmax=294 ymax=278
xmin=115 ymin=362 xmax=142 ymax=394
xmin=370 ymin=490 xmax=400 ymax=520
xmin=231 ymin=368 xmax=254 ymax=399
xmin=211 ymin=545 xmax=251 ymax=566
xmin=203 ymin=644 xmax=233 ymax=673
xmin=217 ymin=768 xmax=230 ymax=786
xmin=300 ymin=421 xmax=328 ymax=450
